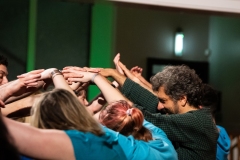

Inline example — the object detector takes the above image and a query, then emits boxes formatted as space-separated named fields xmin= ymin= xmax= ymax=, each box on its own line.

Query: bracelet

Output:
xmin=52 ymin=73 xmax=62 ymax=79
xmin=111 ymin=83 xmax=116 ymax=88
xmin=91 ymin=73 xmax=99 ymax=83
xmin=51 ymin=69 xmax=62 ymax=79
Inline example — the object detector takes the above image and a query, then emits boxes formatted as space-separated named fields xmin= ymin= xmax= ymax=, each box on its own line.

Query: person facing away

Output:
xmin=98 ymin=100 xmax=177 ymax=160
xmin=118 ymin=65 xmax=219 ymax=159
xmin=200 ymin=84 xmax=231 ymax=160
xmin=30 ymin=88 xmax=126 ymax=160
xmin=0 ymin=55 xmax=8 ymax=85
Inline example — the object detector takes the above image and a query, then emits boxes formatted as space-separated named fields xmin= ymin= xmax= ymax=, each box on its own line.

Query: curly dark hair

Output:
xmin=150 ymin=65 xmax=203 ymax=108
xmin=0 ymin=55 xmax=8 ymax=67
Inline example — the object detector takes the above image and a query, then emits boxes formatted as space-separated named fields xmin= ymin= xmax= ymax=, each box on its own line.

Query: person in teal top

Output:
xmin=65 ymin=130 xmax=126 ymax=160
xmin=216 ymin=125 xmax=230 ymax=160
xmin=101 ymin=120 xmax=177 ymax=160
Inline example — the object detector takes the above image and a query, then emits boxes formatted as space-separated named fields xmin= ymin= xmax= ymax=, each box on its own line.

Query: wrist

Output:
xmin=51 ymin=69 xmax=62 ymax=79
xmin=91 ymin=73 xmax=99 ymax=83
xmin=111 ymin=81 xmax=119 ymax=88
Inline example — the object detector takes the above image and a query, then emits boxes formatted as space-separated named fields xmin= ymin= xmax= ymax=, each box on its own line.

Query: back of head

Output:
xmin=30 ymin=88 xmax=103 ymax=136
xmin=200 ymin=84 xmax=219 ymax=112
xmin=0 ymin=116 xmax=20 ymax=160
xmin=0 ymin=55 xmax=8 ymax=67
xmin=150 ymin=65 xmax=203 ymax=108
xmin=99 ymin=100 xmax=152 ymax=141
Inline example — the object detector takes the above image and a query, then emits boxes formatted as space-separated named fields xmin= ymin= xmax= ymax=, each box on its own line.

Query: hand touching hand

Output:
xmin=7 ymin=69 xmax=45 ymax=97
xmin=62 ymin=67 xmax=96 ymax=83
xmin=17 ymin=69 xmax=44 ymax=87
xmin=63 ymin=66 xmax=101 ymax=73
xmin=113 ymin=53 xmax=124 ymax=75
xmin=40 ymin=68 xmax=58 ymax=80
xmin=118 ymin=62 xmax=140 ymax=83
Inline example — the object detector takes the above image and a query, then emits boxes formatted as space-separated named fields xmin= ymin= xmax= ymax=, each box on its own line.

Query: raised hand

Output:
xmin=131 ymin=66 xmax=152 ymax=90
xmin=40 ymin=68 xmax=59 ymax=80
xmin=118 ymin=62 xmax=140 ymax=83
xmin=113 ymin=53 xmax=124 ymax=75
xmin=99 ymin=68 xmax=115 ymax=78
xmin=4 ymin=69 xmax=45 ymax=98
xmin=62 ymin=68 xmax=96 ymax=83
xmin=63 ymin=66 xmax=101 ymax=73
xmin=83 ymin=67 xmax=102 ymax=73
xmin=130 ymin=66 xmax=143 ymax=78
xmin=17 ymin=69 xmax=44 ymax=87
xmin=62 ymin=68 xmax=84 ymax=82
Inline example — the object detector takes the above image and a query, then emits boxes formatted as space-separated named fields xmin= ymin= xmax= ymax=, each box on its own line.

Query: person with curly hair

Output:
xmin=98 ymin=65 xmax=219 ymax=160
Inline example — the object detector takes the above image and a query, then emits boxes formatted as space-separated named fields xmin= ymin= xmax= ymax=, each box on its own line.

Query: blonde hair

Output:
xmin=30 ymin=88 xmax=103 ymax=136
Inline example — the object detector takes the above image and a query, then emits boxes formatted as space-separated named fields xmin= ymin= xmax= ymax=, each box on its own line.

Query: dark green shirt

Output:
xmin=121 ymin=78 xmax=219 ymax=160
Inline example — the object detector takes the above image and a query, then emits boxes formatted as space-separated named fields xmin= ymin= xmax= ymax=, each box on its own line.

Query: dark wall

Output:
xmin=36 ymin=0 xmax=91 ymax=69
xmin=0 ymin=0 xmax=91 ymax=80
xmin=0 ymin=0 xmax=29 ymax=80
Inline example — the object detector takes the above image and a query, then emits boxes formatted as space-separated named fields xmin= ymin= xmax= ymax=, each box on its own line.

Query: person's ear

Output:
xmin=179 ymin=96 xmax=187 ymax=107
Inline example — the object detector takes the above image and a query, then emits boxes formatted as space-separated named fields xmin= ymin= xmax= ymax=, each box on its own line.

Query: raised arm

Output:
xmin=0 ymin=69 xmax=44 ymax=104
xmin=113 ymin=53 xmax=155 ymax=95
xmin=3 ymin=116 xmax=75 ymax=160
xmin=2 ymin=94 xmax=36 ymax=117
xmin=130 ymin=66 xmax=152 ymax=89
xmin=118 ymin=62 xmax=156 ymax=95
xmin=1 ymin=68 xmax=79 ymax=117
xmin=62 ymin=67 xmax=132 ymax=105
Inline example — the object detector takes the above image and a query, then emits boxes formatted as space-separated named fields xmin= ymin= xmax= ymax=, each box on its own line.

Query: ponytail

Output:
xmin=100 ymin=100 xmax=153 ymax=142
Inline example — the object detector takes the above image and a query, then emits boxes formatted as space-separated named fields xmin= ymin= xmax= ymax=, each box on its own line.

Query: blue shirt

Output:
xmin=65 ymin=130 xmax=127 ymax=160
xmin=216 ymin=125 xmax=230 ymax=160
xmin=102 ymin=120 xmax=178 ymax=160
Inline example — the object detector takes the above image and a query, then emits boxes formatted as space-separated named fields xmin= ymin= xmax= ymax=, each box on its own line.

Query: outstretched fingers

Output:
xmin=17 ymin=70 xmax=44 ymax=87
xmin=113 ymin=53 xmax=124 ymax=75
xmin=17 ymin=69 xmax=44 ymax=78
xmin=62 ymin=72 xmax=84 ymax=80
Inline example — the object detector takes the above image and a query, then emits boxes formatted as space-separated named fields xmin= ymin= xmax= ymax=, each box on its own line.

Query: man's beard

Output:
xmin=166 ymin=102 xmax=179 ymax=114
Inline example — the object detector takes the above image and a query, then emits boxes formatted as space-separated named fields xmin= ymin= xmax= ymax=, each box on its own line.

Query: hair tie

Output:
xmin=126 ymin=108 xmax=132 ymax=116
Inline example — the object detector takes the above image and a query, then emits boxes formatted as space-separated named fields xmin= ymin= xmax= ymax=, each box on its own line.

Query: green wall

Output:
xmin=88 ymin=2 xmax=116 ymax=100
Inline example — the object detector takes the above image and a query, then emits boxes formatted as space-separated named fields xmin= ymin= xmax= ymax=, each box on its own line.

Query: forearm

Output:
xmin=101 ymin=68 xmax=127 ymax=87
xmin=135 ymin=78 xmax=156 ymax=95
xmin=121 ymin=78 xmax=158 ymax=113
xmin=3 ymin=117 xmax=74 ymax=160
xmin=0 ymin=80 xmax=18 ymax=102
xmin=2 ymin=95 xmax=36 ymax=116
xmin=52 ymin=73 xmax=75 ymax=96
xmin=1 ymin=69 xmax=43 ymax=103
xmin=94 ymin=74 xmax=130 ymax=104
xmin=5 ymin=81 xmax=44 ymax=105
xmin=138 ymin=75 xmax=152 ymax=88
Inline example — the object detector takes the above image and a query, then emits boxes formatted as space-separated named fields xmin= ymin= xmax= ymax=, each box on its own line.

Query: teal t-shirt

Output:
xmin=65 ymin=130 xmax=127 ymax=160
xmin=216 ymin=125 xmax=230 ymax=160
xmin=102 ymin=120 xmax=178 ymax=160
